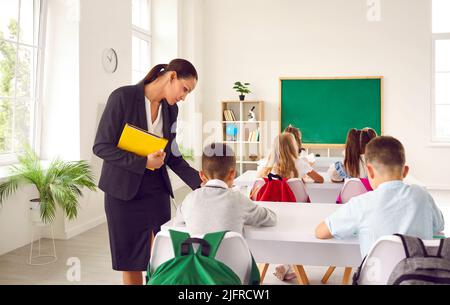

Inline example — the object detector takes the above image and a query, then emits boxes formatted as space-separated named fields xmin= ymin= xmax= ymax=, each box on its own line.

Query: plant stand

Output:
xmin=28 ymin=222 xmax=57 ymax=266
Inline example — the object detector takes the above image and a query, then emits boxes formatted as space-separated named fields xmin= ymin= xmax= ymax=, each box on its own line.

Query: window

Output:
xmin=132 ymin=0 xmax=151 ymax=84
xmin=0 ymin=0 xmax=45 ymax=163
xmin=432 ymin=0 xmax=450 ymax=141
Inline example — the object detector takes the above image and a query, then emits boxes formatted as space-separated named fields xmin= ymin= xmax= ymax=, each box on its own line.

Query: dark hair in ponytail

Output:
xmin=359 ymin=127 xmax=377 ymax=154
xmin=143 ymin=58 xmax=198 ymax=84
xmin=344 ymin=128 xmax=362 ymax=177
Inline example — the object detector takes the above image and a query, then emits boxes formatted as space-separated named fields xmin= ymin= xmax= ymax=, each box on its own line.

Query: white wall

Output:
xmin=177 ymin=0 xmax=204 ymax=165
xmin=67 ymin=0 xmax=132 ymax=237
xmin=41 ymin=0 xmax=80 ymax=161
xmin=152 ymin=0 xmax=179 ymax=64
xmin=198 ymin=0 xmax=450 ymax=189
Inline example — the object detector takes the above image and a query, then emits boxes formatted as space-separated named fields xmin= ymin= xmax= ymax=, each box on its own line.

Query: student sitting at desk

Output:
xmin=316 ymin=136 xmax=445 ymax=258
xmin=257 ymin=125 xmax=314 ymax=172
xmin=257 ymin=132 xmax=324 ymax=183
xmin=327 ymin=128 xmax=376 ymax=183
xmin=173 ymin=143 xmax=277 ymax=236
xmin=255 ymin=132 xmax=322 ymax=281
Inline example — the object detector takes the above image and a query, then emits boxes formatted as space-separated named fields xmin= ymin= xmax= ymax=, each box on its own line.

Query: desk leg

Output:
xmin=321 ymin=266 xmax=336 ymax=284
xmin=293 ymin=265 xmax=309 ymax=285
xmin=258 ymin=263 xmax=269 ymax=284
xmin=342 ymin=267 xmax=352 ymax=285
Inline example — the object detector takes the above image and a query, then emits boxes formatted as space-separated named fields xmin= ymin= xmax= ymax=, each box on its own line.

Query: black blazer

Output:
xmin=93 ymin=81 xmax=201 ymax=201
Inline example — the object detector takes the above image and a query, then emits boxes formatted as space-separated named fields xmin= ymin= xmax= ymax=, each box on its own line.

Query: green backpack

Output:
xmin=146 ymin=230 xmax=261 ymax=285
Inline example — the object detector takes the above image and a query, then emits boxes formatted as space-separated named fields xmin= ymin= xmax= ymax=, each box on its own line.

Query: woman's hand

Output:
xmin=146 ymin=150 xmax=166 ymax=169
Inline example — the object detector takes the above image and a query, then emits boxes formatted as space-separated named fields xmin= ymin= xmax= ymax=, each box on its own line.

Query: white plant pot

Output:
xmin=29 ymin=200 xmax=44 ymax=224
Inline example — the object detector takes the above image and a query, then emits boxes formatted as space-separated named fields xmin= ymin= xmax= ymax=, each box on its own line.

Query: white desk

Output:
xmin=162 ymin=202 xmax=361 ymax=267
xmin=312 ymin=157 xmax=342 ymax=172
xmin=233 ymin=170 xmax=343 ymax=203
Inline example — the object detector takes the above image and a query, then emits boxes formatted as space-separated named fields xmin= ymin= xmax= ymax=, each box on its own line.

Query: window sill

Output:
xmin=426 ymin=142 xmax=450 ymax=148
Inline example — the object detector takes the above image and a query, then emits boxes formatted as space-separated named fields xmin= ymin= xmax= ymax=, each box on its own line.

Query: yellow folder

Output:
xmin=117 ymin=123 xmax=169 ymax=170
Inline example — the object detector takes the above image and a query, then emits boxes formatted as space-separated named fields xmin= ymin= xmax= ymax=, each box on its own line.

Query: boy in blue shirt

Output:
xmin=315 ymin=136 xmax=445 ymax=257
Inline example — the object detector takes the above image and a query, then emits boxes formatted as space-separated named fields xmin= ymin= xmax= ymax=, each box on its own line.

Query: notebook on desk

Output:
xmin=117 ymin=123 xmax=169 ymax=170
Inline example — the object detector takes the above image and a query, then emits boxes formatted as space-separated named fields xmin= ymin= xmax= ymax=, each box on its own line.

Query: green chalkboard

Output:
xmin=280 ymin=78 xmax=382 ymax=145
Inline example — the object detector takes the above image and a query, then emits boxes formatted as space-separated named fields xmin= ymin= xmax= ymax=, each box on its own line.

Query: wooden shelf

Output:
xmin=222 ymin=141 xmax=260 ymax=144
xmin=222 ymin=121 xmax=262 ymax=123
xmin=222 ymin=100 xmax=264 ymax=175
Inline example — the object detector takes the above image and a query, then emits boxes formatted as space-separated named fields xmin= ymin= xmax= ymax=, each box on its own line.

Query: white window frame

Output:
xmin=431 ymin=33 xmax=450 ymax=143
xmin=132 ymin=0 xmax=152 ymax=83
xmin=0 ymin=0 xmax=47 ymax=165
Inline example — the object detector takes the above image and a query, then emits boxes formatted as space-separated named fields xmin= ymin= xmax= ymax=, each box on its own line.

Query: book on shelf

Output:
xmin=223 ymin=109 xmax=237 ymax=121
xmin=247 ymin=129 xmax=260 ymax=142
xmin=223 ymin=110 xmax=230 ymax=121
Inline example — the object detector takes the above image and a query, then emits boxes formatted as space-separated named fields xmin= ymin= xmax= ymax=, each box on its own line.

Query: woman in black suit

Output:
xmin=93 ymin=58 xmax=201 ymax=285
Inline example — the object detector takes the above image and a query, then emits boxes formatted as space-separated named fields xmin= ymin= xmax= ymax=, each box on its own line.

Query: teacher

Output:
xmin=93 ymin=58 xmax=202 ymax=285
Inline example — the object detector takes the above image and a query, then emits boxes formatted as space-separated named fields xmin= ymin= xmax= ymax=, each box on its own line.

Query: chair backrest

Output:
xmin=251 ymin=177 xmax=309 ymax=202
xmin=150 ymin=230 xmax=253 ymax=284
xmin=357 ymin=235 xmax=441 ymax=285
xmin=286 ymin=178 xmax=309 ymax=202
xmin=339 ymin=178 xmax=368 ymax=203
xmin=250 ymin=178 xmax=265 ymax=200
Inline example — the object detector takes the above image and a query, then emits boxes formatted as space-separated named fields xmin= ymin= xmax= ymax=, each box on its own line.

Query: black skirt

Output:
xmin=104 ymin=168 xmax=171 ymax=271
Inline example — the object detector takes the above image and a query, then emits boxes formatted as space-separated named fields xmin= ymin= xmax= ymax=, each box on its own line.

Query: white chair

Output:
xmin=356 ymin=235 xmax=441 ymax=285
xmin=149 ymin=230 xmax=253 ymax=284
xmin=339 ymin=178 xmax=368 ymax=203
xmin=250 ymin=178 xmax=309 ymax=203
xmin=322 ymin=178 xmax=369 ymax=284
xmin=286 ymin=178 xmax=310 ymax=202
xmin=250 ymin=177 xmax=310 ymax=284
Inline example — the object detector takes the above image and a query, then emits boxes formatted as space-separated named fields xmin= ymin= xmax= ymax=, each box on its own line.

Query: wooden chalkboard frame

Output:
xmin=279 ymin=76 xmax=384 ymax=148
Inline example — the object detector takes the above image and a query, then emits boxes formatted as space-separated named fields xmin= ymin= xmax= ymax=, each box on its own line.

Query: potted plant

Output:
xmin=0 ymin=147 xmax=97 ymax=224
xmin=233 ymin=81 xmax=251 ymax=100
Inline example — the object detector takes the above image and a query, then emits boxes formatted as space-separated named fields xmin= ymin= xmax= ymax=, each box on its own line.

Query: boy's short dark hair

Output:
xmin=365 ymin=136 xmax=405 ymax=173
xmin=202 ymin=143 xmax=236 ymax=180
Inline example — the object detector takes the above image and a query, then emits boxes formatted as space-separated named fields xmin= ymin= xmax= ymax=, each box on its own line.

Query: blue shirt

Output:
xmin=325 ymin=180 xmax=445 ymax=257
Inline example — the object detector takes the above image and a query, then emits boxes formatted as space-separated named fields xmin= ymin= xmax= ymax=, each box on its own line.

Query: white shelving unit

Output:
xmin=221 ymin=100 xmax=264 ymax=175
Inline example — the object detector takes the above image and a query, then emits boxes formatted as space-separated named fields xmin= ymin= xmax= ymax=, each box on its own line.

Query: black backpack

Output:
xmin=353 ymin=234 xmax=450 ymax=285
xmin=387 ymin=234 xmax=450 ymax=285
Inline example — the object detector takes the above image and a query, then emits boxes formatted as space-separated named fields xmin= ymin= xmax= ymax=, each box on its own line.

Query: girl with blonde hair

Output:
xmin=258 ymin=133 xmax=323 ymax=183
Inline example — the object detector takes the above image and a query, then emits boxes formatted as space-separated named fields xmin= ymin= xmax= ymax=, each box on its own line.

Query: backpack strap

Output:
xmin=394 ymin=234 xmax=428 ymax=258
xmin=352 ymin=255 xmax=367 ymax=285
xmin=437 ymin=238 xmax=450 ymax=260
xmin=202 ymin=231 xmax=228 ymax=258
xmin=181 ymin=238 xmax=211 ymax=256
xmin=169 ymin=229 xmax=192 ymax=257
xmin=267 ymin=173 xmax=282 ymax=181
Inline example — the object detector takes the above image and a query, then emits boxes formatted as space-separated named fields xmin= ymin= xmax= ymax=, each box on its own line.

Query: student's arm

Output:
xmin=307 ymin=170 xmax=324 ymax=183
xmin=315 ymin=199 xmax=360 ymax=240
xmin=315 ymin=221 xmax=333 ymax=239
xmin=429 ymin=195 xmax=445 ymax=234
xmin=240 ymin=194 xmax=277 ymax=227
xmin=327 ymin=163 xmax=344 ymax=183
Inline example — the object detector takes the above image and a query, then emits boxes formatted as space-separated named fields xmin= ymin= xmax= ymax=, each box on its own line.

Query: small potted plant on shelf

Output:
xmin=233 ymin=81 xmax=251 ymax=101
xmin=0 ymin=147 xmax=97 ymax=224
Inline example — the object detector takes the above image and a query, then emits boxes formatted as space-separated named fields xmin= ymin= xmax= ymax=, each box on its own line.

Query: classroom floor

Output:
xmin=0 ymin=222 xmax=352 ymax=285
xmin=0 ymin=187 xmax=448 ymax=285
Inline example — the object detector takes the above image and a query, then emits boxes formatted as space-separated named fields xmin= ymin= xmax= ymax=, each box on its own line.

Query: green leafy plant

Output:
xmin=0 ymin=147 xmax=97 ymax=224
xmin=232 ymin=81 xmax=251 ymax=95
